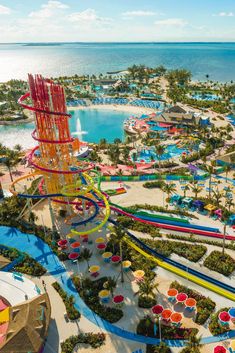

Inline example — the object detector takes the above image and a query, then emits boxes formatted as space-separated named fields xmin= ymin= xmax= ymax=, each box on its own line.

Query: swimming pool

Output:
xmin=0 ymin=108 xmax=132 ymax=149
xmin=191 ymin=93 xmax=222 ymax=101
xmin=227 ymin=114 xmax=235 ymax=126
xmin=135 ymin=145 xmax=187 ymax=162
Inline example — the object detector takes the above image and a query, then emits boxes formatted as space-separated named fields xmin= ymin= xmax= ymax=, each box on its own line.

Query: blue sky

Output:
xmin=0 ymin=0 xmax=234 ymax=42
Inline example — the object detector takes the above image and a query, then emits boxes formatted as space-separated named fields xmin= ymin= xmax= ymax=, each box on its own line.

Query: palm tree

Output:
xmin=212 ymin=188 xmax=224 ymax=206
xmin=225 ymin=198 xmax=234 ymax=213
xmin=2 ymin=150 xmax=20 ymax=184
xmin=162 ymin=183 xmax=176 ymax=200
xmin=224 ymin=164 xmax=232 ymax=182
xmin=99 ymin=138 xmax=107 ymax=150
xmin=138 ymin=277 xmax=159 ymax=298
xmin=155 ymin=145 xmax=165 ymax=169
xmin=183 ymin=185 xmax=190 ymax=197
xmin=103 ymin=277 xmax=117 ymax=297
xmin=122 ymin=146 xmax=130 ymax=164
xmin=186 ymin=335 xmax=203 ymax=353
xmin=204 ymin=162 xmax=216 ymax=199
xmin=14 ymin=144 xmax=23 ymax=153
xmin=111 ymin=225 xmax=126 ymax=283
xmin=114 ymin=138 xmax=121 ymax=146
xmin=81 ymin=248 xmax=93 ymax=270
xmin=190 ymin=183 xmax=202 ymax=199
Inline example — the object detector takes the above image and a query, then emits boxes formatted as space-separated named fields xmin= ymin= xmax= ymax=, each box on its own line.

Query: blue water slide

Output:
xmin=109 ymin=219 xmax=235 ymax=294
xmin=133 ymin=214 xmax=220 ymax=233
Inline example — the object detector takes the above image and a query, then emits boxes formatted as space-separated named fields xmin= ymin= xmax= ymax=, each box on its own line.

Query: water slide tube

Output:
xmin=109 ymin=219 xmax=235 ymax=301
xmin=132 ymin=214 xmax=220 ymax=233
xmin=110 ymin=205 xmax=235 ymax=241
xmin=10 ymin=172 xmax=110 ymax=235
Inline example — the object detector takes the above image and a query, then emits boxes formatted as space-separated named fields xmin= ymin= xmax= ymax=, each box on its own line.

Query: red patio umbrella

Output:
xmin=57 ymin=239 xmax=68 ymax=247
xmin=113 ymin=295 xmax=124 ymax=304
xmin=176 ymin=293 xmax=188 ymax=303
xmin=214 ymin=346 xmax=226 ymax=353
xmin=68 ymin=252 xmax=80 ymax=260
xmin=151 ymin=305 xmax=164 ymax=315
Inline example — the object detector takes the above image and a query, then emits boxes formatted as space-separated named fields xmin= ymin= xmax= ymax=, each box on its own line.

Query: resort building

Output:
xmin=93 ymin=79 xmax=127 ymax=91
xmin=155 ymin=106 xmax=209 ymax=127
xmin=0 ymin=271 xmax=51 ymax=353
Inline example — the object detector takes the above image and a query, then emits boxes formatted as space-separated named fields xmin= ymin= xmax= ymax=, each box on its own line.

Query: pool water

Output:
xmin=69 ymin=109 xmax=131 ymax=143
xmin=191 ymin=93 xmax=221 ymax=101
xmin=136 ymin=145 xmax=187 ymax=162
xmin=0 ymin=108 xmax=132 ymax=149
xmin=227 ymin=114 xmax=235 ymax=126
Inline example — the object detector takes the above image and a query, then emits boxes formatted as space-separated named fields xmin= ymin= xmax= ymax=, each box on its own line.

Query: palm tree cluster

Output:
xmin=0 ymin=143 xmax=22 ymax=183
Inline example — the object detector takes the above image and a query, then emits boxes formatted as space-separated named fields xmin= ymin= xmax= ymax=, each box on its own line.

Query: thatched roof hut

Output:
xmin=0 ymin=293 xmax=51 ymax=353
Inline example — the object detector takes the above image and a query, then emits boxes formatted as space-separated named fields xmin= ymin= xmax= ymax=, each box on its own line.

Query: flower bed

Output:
xmin=123 ymin=203 xmax=198 ymax=219
xmin=142 ymin=238 xmax=207 ymax=263
xmin=138 ymin=296 xmax=157 ymax=308
xmin=117 ymin=216 xmax=162 ymax=239
xmin=204 ymin=251 xmax=235 ymax=277
xmin=0 ymin=247 xmax=46 ymax=276
xmin=170 ymin=281 xmax=216 ymax=325
xmin=137 ymin=315 xmax=198 ymax=339
xmin=147 ymin=342 xmax=172 ymax=353
xmin=61 ymin=333 xmax=105 ymax=353
xmin=209 ymin=307 xmax=232 ymax=336
xmin=52 ymin=282 xmax=81 ymax=321
xmin=143 ymin=181 xmax=165 ymax=189
xmin=72 ymin=276 xmax=123 ymax=323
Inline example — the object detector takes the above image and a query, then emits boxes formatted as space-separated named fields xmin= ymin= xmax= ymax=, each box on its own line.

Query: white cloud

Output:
xmin=214 ymin=12 xmax=234 ymax=17
xmin=44 ymin=0 xmax=69 ymax=9
xmin=155 ymin=18 xmax=188 ymax=27
xmin=68 ymin=8 xmax=112 ymax=25
xmin=29 ymin=0 xmax=69 ymax=18
xmin=0 ymin=4 xmax=11 ymax=15
xmin=122 ymin=10 xmax=156 ymax=17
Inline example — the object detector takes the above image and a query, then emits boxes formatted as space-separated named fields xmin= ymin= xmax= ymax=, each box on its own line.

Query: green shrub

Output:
xmin=138 ymin=296 xmax=156 ymax=308
xmin=72 ymin=276 xmax=123 ymax=323
xmin=61 ymin=332 xmax=105 ymax=353
xmin=204 ymin=251 xmax=235 ymax=276
xmin=147 ymin=342 xmax=172 ymax=353
xmin=52 ymin=282 xmax=80 ymax=321
xmin=0 ymin=247 xmax=46 ymax=276
xmin=142 ymin=238 xmax=207 ymax=262
xmin=143 ymin=181 xmax=164 ymax=189
xmin=137 ymin=315 xmax=198 ymax=339
xmin=209 ymin=307 xmax=231 ymax=336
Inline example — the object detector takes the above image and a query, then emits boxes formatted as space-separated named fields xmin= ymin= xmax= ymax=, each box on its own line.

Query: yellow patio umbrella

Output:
xmin=230 ymin=340 xmax=235 ymax=350
xmin=133 ymin=270 xmax=145 ymax=279
xmin=98 ymin=290 xmax=110 ymax=299
xmin=95 ymin=237 xmax=105 ymax=244
xmin=0 ymin=308 xmax=9 ymax=324
xmin=89 ymin=265 xmax=100 ymax=274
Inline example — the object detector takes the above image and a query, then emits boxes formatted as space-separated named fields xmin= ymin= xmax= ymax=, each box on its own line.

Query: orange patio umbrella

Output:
xmin=161 ymin=309 xmax=172 ymax=321
xmin=170 ymin=312 xmax=182 ymax=324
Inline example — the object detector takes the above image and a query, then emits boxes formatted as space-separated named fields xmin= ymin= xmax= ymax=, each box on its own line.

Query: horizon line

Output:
xmin=0 ymin=41 xmax=235 ymax=45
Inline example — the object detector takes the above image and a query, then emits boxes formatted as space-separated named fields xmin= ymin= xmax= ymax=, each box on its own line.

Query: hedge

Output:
xmin=52 ymin=282 xmax=80 ymax=321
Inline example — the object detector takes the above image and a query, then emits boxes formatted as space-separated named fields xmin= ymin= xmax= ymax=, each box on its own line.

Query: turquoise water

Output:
xmin=191 ymin=93 xmax=221 ymax=101
xmin=136 ymin=145 xmax=187 ymax=161
xmin=0 ymin=42 xmax=234 ymax=82
xmin=0 ymin=108 xmax=131 ymax=148
xmin=69 ymin=109 xmax=131 ymax=143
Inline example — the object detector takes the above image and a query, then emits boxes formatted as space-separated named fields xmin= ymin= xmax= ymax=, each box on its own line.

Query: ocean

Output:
xmin=0 ymin=42 xmax=234 ymax=82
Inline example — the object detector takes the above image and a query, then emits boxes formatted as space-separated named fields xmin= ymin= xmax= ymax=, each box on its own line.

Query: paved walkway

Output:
xmin=0 ymin=225 xmax=235 ymax=347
